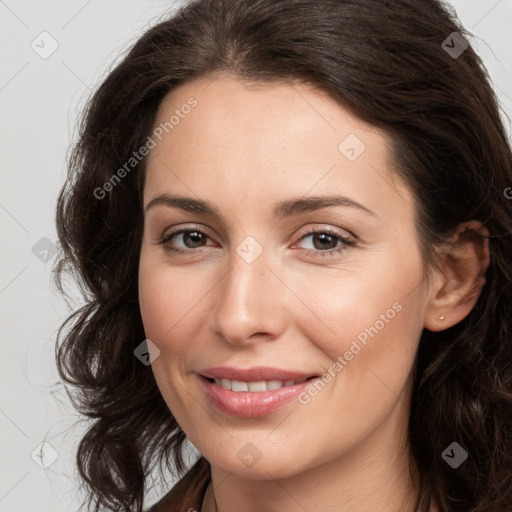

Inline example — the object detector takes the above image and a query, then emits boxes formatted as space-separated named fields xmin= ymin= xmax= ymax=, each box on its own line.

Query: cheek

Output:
xmin=138 ymin=258 xmax=200 ymax=349
xmin=137 ymin=263 xmax=199 ymax=423
xmin=274 ymin=266 xmax=424 ymax=468
xmin=138 ymin=260 xmax=202 ymax=428
xmin=282 ymin=251 xmax=426 ymax=435
xmin=285 ymin=253 xmax=425 ymax=364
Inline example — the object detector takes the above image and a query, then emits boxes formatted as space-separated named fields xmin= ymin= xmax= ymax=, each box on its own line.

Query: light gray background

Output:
xmin=1 ymin=1 xmax=511 ymax=511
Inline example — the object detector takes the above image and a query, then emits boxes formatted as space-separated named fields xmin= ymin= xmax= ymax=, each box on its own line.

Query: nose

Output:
xmin=211 ymin=242 xmax=289 ymax=346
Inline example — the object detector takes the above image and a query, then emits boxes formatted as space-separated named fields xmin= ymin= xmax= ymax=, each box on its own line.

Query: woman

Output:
xmin=54 ymin=0 xmax=512 ymax=511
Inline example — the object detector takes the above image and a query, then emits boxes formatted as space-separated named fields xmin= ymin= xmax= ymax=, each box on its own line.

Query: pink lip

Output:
xmin=197 ymin=366 xmax=319 ymax=418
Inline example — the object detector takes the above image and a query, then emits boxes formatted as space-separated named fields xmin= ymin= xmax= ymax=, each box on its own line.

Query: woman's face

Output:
xmin=139 ymin=75 xmax=432 ymax=479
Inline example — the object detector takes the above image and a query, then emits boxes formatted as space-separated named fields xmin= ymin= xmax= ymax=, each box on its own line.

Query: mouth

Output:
xmin=197 ymin=367 xmax=320 ymax=417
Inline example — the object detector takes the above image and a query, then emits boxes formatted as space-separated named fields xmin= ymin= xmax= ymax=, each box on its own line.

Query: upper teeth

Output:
xmin=214 ymin=378 xmax=308 ymax=392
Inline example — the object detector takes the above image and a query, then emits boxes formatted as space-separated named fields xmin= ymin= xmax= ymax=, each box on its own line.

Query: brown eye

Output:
xmin=165 ymin=230 xmax=208 ymax=249
xmin=296 ymin=228 xmax=356 ymax=258
xmin=158 ymin=227 xmax=213 ymax=255
xmin=306 ymin=232 xmax=339 ymax=250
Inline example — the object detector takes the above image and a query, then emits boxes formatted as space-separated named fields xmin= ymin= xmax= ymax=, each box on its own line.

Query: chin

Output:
xmin=196 ymin=432 xmax=322 ymax=480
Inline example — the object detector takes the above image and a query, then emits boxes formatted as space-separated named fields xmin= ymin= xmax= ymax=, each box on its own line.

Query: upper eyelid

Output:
xmin=297 ymin=226 xmax=354 ymax=240
xmin=160 ymin=224 xmax=215 ymax=241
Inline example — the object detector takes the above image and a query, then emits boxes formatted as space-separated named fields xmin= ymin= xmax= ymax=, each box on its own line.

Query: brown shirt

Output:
xmin=148 ymin=457 xmax=211 ymax=512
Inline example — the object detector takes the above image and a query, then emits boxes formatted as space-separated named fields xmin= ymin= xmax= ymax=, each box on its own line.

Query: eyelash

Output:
xmin=157 ymin=225 xmax=356 ymax=259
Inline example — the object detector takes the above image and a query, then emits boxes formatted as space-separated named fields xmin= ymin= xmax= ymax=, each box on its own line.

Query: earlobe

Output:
xmin=424 ymin=221 xmax=490 ymax=332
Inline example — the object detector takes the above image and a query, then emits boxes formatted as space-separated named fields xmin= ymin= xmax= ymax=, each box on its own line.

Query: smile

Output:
xmin=197 ymin=367 xmax=319 ymax=417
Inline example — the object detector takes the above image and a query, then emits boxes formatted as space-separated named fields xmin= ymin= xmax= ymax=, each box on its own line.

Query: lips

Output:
xmin=198 ymin=366 xmax=320 ymax=417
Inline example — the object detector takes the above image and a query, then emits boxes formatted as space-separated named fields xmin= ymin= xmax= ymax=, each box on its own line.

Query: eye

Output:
xmin=156 ymin=225 xmax=356 ymax=258
xmin=295 ymin=228 xmax=356 ymax=258
xmin=157 ymin=226 xmax=214 ymax=255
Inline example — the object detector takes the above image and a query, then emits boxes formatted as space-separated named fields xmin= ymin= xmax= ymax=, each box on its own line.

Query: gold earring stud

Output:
xmin=439 ymin=314 xmax=445 ymax=321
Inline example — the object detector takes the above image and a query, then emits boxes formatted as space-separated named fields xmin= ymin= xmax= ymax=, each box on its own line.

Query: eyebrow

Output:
xmin=144 ymin=193 xmax=378 ymax=220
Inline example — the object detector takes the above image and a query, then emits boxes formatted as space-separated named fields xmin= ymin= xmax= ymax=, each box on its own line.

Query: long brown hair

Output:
xmin=55 ymin=0 xmax=512 ymax=510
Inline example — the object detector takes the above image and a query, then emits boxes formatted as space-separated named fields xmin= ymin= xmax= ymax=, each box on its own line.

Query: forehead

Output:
xmin=144 ymin=75 xmax=413 ymax=223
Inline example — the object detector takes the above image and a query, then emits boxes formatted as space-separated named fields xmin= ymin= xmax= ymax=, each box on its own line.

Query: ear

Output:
xmin=424 ymin=220 xmax=490 ymax=332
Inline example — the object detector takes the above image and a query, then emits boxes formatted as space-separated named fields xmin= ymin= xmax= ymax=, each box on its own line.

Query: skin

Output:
xmin=138 ymin=74 xmax=489 ymax=512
